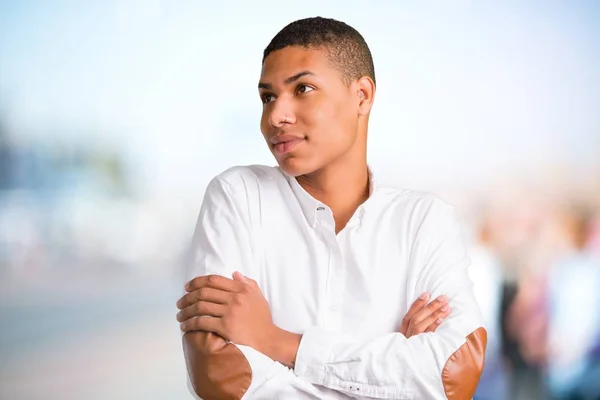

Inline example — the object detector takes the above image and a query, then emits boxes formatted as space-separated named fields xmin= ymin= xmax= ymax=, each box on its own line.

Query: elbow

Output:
xmin=182 ymin=331 xmax=252 ymax=400
xmin=441 ymin=327 xmax=487 ymax=400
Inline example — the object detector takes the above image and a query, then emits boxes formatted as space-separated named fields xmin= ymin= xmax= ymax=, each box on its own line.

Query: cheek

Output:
xmin=300 ymin=99 xmax=331 ymax=134
xmin=307 ymin=99 xmax=354 ymax=144
xmin=260 ymin=112 xmax=271 ymax=135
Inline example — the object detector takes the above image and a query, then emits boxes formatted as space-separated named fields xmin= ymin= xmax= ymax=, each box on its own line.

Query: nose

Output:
xmin=268 ymin=99 xmax=296 ymax=128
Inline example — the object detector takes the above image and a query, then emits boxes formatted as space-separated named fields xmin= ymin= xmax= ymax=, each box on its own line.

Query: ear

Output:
xmin=356 ymin=76 xmax=375 ymax=116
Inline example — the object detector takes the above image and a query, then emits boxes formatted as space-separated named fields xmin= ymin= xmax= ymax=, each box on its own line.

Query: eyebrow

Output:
xmin=258 ymin=70 xmax=316 ymax=90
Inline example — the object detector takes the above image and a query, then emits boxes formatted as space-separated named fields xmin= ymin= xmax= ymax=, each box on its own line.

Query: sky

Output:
xmin=1 ymin=0 xmax=599 ymax=195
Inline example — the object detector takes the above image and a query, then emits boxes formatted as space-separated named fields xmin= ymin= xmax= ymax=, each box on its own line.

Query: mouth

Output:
xmin=270 ymin=135 xmax=305 ymax=155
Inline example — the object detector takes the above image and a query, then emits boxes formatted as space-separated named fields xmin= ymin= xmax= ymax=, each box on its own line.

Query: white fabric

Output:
xmin=185 ymin=165 xmax=485 ymax=399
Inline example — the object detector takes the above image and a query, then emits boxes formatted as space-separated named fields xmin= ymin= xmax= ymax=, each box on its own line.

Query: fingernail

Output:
xmin=176 ymin=312 xmax=182 ymax=321
xmin=419 ymin=292 xmax=428 ymax=300
xmin=438 ymin=295 xmax=448 ymax=303
xmin=441 ymin=305 xmax=449 ymax=312
xmin=185 ymin=282 xmax=190 ymax=290
xmin=436 ymin=318 xmax=444 ymax=324
xmin=180 ymin=322 xmax=186 ymax=331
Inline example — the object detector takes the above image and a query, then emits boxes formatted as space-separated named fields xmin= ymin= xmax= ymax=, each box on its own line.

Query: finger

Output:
xmin=410 ymin=295 xmax=449 ymax=326
xmin=177 ymin=301 xmax=227 ymax=322
xmin=232 ymin=271 xmax=248 ymax=283
xmin=425 ymin=318 xmax=443 ymax=333
xmin=232 ymin=271 xmax=261 ymax=292
xmin=180 ymin=315 xmax=222 ymax=335
xmin=405 ymin=296 xmax=449 ymax=337
xmin=405 ymin=313 xmax=427 ymax=338
xmin=400 ymin=293 xmax=429 ymax=334
xmin=412 ymin=305 xmax=451 ymax=335
xmin=185 ymin=274 xmax=242 ymax=293
xmin=177 ymin=287 xmax=231 ymax=309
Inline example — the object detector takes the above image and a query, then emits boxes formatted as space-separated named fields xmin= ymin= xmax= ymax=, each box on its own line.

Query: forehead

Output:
xmin=260 ymin=46 xmax=343 ymax=83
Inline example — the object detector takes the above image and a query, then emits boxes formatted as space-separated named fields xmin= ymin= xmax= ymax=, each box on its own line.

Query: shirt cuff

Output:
xmin=234 ymin=343 xmax=290 ymax=393
xmin=294 ymin=326 xmax=340 ymax=384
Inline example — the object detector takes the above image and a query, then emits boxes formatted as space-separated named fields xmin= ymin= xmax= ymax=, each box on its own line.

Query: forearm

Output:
xmin=261 ymin=327 xmax=303 ymax=369
xmin=183 ymin=330 xmax=353 ymax=400
xmin=293 ymin=323 xmax=487 ymax=399
xmin=183 ymin=331 xmax=252 ymax=400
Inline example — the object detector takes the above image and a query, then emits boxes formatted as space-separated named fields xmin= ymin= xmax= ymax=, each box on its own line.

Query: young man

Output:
xmin=176 ymin=17 xmax=486 ymax=399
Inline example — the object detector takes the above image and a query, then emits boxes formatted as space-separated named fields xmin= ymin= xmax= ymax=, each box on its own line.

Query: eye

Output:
xmin=261 ymin=93 xmax=275 ymax=104
xmin=296 ymin=84 xmax=314 ymax=95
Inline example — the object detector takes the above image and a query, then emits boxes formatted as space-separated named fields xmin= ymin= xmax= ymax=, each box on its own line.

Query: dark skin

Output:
xmin=258 ymin=46 xmax=373 ymax=233
xmin=178 ymin=46 xmax=452 ymax=367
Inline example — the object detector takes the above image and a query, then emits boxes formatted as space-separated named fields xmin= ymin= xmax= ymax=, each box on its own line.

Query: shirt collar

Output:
xmin=282 ymin=166 xmax=377 ymax=228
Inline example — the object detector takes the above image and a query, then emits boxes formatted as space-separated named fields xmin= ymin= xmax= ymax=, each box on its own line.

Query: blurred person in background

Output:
xmin=469 ymin=213 xmax=508 ymax=400
xmin=498 ymin=201 xmax=549 ymax=400
xmin=544 ymin=206 xmax=600 ymax=400
xmin=504 ymin=264 xmax=549 ymax=400
xmin=587 ymin=213 xmax=600 ymax=258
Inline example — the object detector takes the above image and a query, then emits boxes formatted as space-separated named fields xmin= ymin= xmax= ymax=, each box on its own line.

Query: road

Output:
xmin=0 ymin=269 xmax=192 ymax=399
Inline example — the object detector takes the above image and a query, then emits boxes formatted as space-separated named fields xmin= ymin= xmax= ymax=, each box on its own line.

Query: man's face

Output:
xmin=259 ymin=46 xmax=361 ymax=177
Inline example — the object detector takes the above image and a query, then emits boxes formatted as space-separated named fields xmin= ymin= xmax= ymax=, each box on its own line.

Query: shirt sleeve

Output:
xmin=182 ymin=175 xmax=360 ymax=400
xmin=293 ymin=199 xmax=487 ymax=400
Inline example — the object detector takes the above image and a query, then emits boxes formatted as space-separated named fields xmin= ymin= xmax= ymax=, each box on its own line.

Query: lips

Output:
xmin=270 ymin=134 xmax=305 ymax=155
xmin=270 ymin=134 xmax=304 ymax=145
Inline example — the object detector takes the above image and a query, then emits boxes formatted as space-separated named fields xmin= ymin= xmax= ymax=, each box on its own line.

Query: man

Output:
xmin=545 ymin=209 xmax=600 ymax=399
xmin=176 ymin=17 xmax=486 ymax=399
xmin=468 ymin=217 xmax=507 ymax=400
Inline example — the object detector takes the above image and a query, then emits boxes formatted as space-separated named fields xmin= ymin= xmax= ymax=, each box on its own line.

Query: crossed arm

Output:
xmin=178 ymin=274 xmax=460 ymax=399
xmin=177 ymin=272 xmax=453 ymax=365
xmin=177 ymin=272 xmax=485 ymax=400
xmin=178 ymin=178 xmax=487 ymax=399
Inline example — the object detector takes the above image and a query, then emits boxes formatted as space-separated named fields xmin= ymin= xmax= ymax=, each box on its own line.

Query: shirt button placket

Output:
xmin=326 ymin=241 xmax=344 ymax=330
xmin=317 ymin=204 xmax=343 ymax=331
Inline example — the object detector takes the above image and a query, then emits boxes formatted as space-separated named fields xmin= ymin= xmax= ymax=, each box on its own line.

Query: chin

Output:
xmin=275 ymin=156 xmax=318 ymax=177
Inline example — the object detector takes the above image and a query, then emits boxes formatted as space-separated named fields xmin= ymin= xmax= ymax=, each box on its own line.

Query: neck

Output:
xmin=296 ymin=153 xmax=370 ymax=233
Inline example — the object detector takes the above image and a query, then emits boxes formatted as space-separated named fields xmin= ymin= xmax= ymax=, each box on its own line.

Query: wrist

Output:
xmin=264 ymin=326 xmax=302 ymax=368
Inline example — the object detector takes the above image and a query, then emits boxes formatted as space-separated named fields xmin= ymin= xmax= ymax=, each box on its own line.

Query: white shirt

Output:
xmin=185 ymin=165 xmax=485 ymax=399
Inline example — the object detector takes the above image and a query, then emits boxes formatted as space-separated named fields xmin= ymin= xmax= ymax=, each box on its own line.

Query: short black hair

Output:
xmin=263 ymin=17 xmax=376 ymax=86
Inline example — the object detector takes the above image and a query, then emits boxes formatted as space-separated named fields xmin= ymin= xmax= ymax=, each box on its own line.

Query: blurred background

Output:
xmin=0 ymin=1 xmax=599 ymax=399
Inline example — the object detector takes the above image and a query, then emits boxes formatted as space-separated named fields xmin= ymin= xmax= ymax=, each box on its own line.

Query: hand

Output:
xmin=176 ymin=272 xmax=277 ymax=354
xmin=399 ymin=293 xmax=451 ymax=338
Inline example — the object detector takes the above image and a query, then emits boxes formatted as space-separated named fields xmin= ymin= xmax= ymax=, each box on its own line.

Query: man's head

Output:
xmin=259 ymin=17 xmax=376 ymax=177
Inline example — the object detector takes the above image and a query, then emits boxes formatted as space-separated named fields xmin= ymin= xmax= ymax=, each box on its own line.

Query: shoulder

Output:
xmin=199 ymin=165 xmax=286 ymax=222
xmin=375 ymin=185 xmax=456 ymax=221
xmin=371 ymin=185 xmax=464 ymax=248
xmin=213 ymin=164 xmax=283 ymax=185
xmin=206 ymin=164 xmax=286 ymax=195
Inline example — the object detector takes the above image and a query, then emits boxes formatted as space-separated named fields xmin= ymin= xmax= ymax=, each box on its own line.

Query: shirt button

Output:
xmin=305 ymin=367 xmax=312 ymax=376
